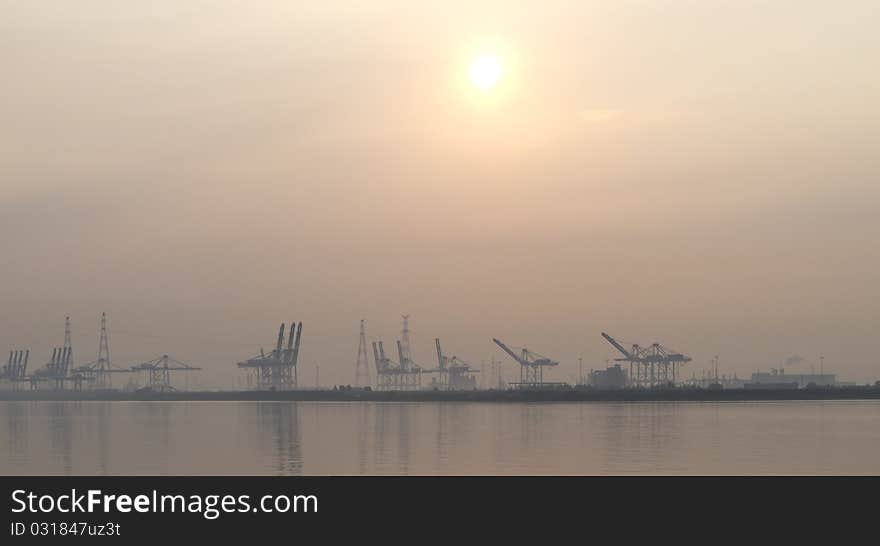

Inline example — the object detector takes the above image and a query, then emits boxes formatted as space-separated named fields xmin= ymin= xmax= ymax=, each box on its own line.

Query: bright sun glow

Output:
xmin=469 ymin=55 xmax=503 ymax=91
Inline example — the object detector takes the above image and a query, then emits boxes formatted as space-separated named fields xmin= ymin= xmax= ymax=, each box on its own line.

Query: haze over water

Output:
xmin=3 ymin=401 xmax=880 ymax=475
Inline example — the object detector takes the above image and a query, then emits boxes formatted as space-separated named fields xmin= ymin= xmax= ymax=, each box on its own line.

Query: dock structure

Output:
xmin=238 ymin=322 xmax=302 ymax=390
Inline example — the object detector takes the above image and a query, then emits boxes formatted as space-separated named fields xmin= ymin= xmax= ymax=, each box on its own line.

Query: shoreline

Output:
xmin=2 ymin=386 xmax=879 ymax=403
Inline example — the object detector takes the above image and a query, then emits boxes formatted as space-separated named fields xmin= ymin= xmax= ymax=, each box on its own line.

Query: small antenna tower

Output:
xmin=96 ymin=312 xmax=111 ymax=388
xmin=400 ymin=314 xmax=413 ymax=369
xmin=64 ymin=316 xmax=73 ymax=367
xmin=355 ymin=319 xmax=370 ymax=387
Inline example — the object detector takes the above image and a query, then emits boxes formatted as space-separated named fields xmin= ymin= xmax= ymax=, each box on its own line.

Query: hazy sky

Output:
xmin=2 ymin=1 xmax=878 ymax=387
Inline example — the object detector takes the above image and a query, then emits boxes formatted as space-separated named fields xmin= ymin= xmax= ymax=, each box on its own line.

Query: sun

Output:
xmin=469 ymin=54 xmax=503 ymax=91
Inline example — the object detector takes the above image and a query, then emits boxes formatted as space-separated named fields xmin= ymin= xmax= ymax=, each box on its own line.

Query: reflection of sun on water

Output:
xmin=469 ymin=54 xmax=503 ymax=91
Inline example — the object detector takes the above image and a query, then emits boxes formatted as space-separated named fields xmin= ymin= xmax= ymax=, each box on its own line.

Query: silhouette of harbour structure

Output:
xmin=431 ymin=338 xmax=478 ymax=390
xmin=131 ymin=354 xmax=201 ymax=392
xmin=2 ymin=313 xmax=201 ymax=392
xmin=601 ymin=332 xmax=692 ymax=388
xmin=493 ymin=338 xmax=561 ymax=388
xmin=368 ymin=316 xmax=480 ymax=391
xmin=1 ymin=350 xmax=30 ymax=389
xmin=237 ymin=322 xmax=303 ymax=390
xmin=3 ymin=313 xmax=859 ymax=397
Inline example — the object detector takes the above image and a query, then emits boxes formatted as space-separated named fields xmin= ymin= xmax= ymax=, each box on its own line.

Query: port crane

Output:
xmin=372 ymin=340 xmax=422 ymax=390
xmin=237 ymin=322 xmax=302 ymax=390
xmin=131 ymin=354 xmax=201 ymax=392
xmin=492 ymin=338 xmax=558 ymax=388
xmin=433 ymin=338 xmax=479 ymax=390
xmin=372 ymin=340 xmax=394 ymax=375
xmin=1 ymin=350 xmax=30 ymax=390
xmin=601 ymin=332 xmax=691 ymax=387
xmin=601 ymin=332 xmax=639 ymax=383
xmin=396 ymin=340 xmax=419 ymax=372
xmin=28 ymin=347 xmax=76 ymax=390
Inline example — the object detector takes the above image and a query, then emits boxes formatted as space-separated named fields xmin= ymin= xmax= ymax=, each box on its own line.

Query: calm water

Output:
xmin=2 ymin=400 xmax=879 ymax=475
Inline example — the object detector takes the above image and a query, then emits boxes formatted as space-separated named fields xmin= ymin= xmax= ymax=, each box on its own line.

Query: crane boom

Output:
xmin=492 ymin=338 xmax=526 ymax=366
xmin=372 ymin=342 xmax=382 ymax=372
xmin=292 ymin=322 xmax=303 ymax=367
xmin=275 ymin=323 xmax=285 ymax=354
xmin=287 ymin=321 xmax=296 ymax=350
xmin=601 ymin=332 xmax=633 ymax=359
xmin=435 ymin=338 xmax=445 ymax=369
xmin=396 ymin=340 xmax=406 ymax=370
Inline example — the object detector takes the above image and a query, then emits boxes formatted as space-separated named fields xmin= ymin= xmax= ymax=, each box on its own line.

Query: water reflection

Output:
xmin=592 ymin=403 xmax=685 ymax=474
xmin=96 ymin=402 xmax=111 ymax=475
xmin=355 ymin=403 xmax=370 ymax=474
xmin=5 ymin=401 xmax=29 ymax=469
xmin=255 ymin=402 xmax=302 ymax=475
xmin=434 ymin=403 xmax=448 ymax=470
xmin=372 ymin=403 xmax=390 ymax=471
xmin=129 ymin=402 xmax=174 ymax=474
xmin=396 ymin=404 xmax=411 ymax=475
xmin=48 ymin=402 xmax=73 ymax=474
xmin=2 ymin=401 xmax=880 ymax=475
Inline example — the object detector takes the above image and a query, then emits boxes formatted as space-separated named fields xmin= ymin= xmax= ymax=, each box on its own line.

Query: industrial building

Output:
xmin=746 ymin=369 xmax=836 ymax=389
xmin=588 ymin=364 xmax=628 ymax=389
